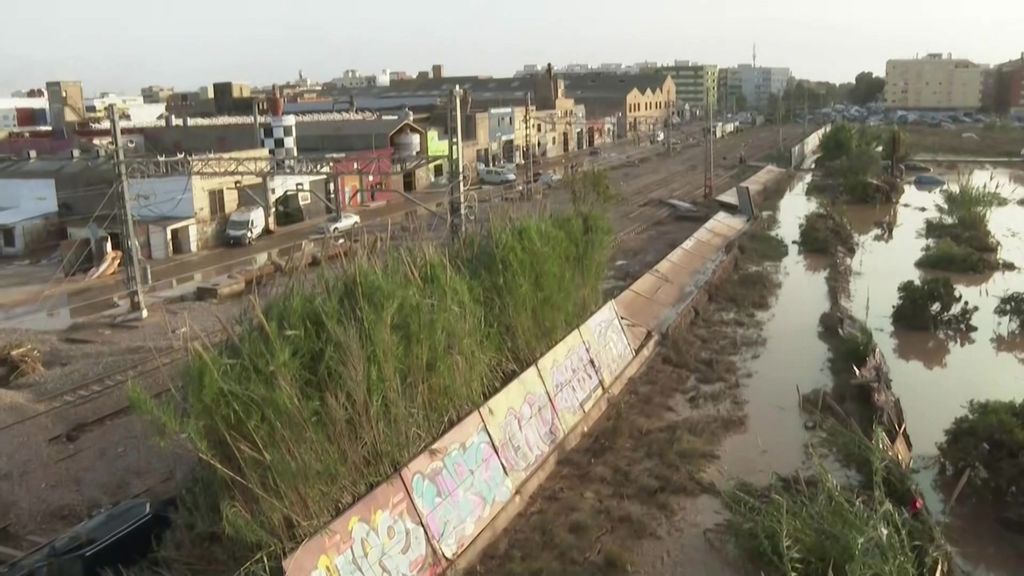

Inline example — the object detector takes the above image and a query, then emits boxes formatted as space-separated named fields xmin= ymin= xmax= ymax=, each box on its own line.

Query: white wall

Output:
xmin=0 ymin=179 xmax=58 ymax=214
xmin=267 ymin=175 xmax=325 ymax=203
xmin=128 ymin=176 xmax=196 ymax=219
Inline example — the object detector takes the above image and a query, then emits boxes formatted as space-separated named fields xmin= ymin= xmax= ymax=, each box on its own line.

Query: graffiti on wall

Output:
xmin=537 ymin=330 xmax=603 ymax=431
xmin=283 ymin=476 xmax=442 ymax=576
xmin=579 ymin=301 xmax=635 ymax=386
xmin=402 ymin=413 xmax=513 ymax=559
xmin=480 ymin=366 xmax=563 ymax=487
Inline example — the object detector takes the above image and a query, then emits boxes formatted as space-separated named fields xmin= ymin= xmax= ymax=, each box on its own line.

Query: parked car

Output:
xmin=322 ymin=212 xmax=361 ymax=235
xmin=536 ymin=171 xmax=562 ymax=188
xmin=479 ymin=166 xmax=517 ymax=185
xmin=225 ymin=206 xmax=266 ymax=246
xmin=588 ymin=147 xmax=602 ymax=157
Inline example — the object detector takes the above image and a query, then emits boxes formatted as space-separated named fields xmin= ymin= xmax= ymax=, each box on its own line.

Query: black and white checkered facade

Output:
xmin=262 ymin=115 xmax=297 ymax=159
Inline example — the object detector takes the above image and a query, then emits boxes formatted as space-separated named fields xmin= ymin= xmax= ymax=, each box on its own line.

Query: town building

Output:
xmin=0 ymin=167 xmax=60 ymax=256
xmin=659 ymin=63 xmax=717 ymax=118
xmin=727 ymin=64 xmax=791 ymax=112
xmin=992 ymin=54 xmax=1024 ymax=116
xmin=0 ymin=97 xmax=49 ymax=131
xmin=717 ymin=67 xmax=744 ymax=115
xmin=884 ymin=53 xmax=988 ymax=110
xmin=329 ymin=70 xmax=391 ymax=89
xmin=140 ymin=85 xmax=174 ymax=104
xmin=46 ymin=81 xmax=87 ymax=136
xmin=85 ymin=93 xmax=166 ymax=124
xmin=561 ymin=73 xmax=674 ymax=138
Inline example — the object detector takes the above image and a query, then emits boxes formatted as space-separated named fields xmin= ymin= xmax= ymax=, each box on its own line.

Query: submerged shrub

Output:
xmin=799 ymin=207 xmax=856 ymax=255
xmin=995 ymin=292 xmax=1024 ymax=332
xmin=939 ymin=399 xmax=1024 ymax=502
xmin=891 ymin=277 xmax=978 ymax=332
xmin=916 ymin=238 xmax=999 ymax=274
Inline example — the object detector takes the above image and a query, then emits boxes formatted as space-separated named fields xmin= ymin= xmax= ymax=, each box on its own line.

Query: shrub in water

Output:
xmin=891 ymin=277 xmax=978 ymax=332
xmin=995 ymin=292 xmax=1024 ymax=332
xmin=916 ymin=238 xmax=998 ymax=274
xmin=799 ymin=208 xmax=856 ymax=255
xmin=939 ymin=399 xmax=1024 ymax=502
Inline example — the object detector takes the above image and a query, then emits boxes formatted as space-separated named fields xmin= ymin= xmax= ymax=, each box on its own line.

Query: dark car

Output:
xmin=1 ymin=499 xmax=171 ymax=576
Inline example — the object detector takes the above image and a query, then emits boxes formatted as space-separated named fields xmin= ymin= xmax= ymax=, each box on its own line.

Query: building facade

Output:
xmin=884 ymin=54 xmax=987 ymax=110
xmin=659 ymin=64 xmax=717 ymax=118
xmin=727 ymin=64 xmax=791 ymax=112
xmin=992 ymin=54 xmax=1024 ymax=116
xmin=140 ymin=85 xmax=174 ymax=104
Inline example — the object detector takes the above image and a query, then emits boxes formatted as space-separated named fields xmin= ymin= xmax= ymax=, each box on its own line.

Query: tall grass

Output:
xmin=136 ymin=211 xmax=612 ymax=568
xmin=723 ymin=428 xmax=949 ymax=576
xmin=920 ymin=178 xmax=1008 ymax=269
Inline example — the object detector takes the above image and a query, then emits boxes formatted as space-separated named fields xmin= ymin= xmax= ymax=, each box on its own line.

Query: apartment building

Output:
xmin=659 ymin=63 xmax=717 ymax=118
xmin=992 ymin=54 xmax=1024 ymax=116
xmin=884 ymin=53 xmax=988 ymax=110
xmin=730 ymin=65 xmax=791 ymax=112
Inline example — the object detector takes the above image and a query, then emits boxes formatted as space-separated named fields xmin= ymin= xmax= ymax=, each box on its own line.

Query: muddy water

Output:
xmin=655 ymin=175 xmax=834 ymax=575
xmin=843 ymin=167 xmax=1024 ymax=575
xmin=716 ymin=174 xmax=831 ymax=482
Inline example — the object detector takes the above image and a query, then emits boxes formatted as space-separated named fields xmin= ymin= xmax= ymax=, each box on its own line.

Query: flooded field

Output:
xmin=842 ymin=167 xmax=1024 ymax=575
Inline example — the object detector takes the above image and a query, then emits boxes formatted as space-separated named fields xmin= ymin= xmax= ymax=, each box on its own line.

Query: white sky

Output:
xmin=3 ymin=0 xmax=1022 ymax=96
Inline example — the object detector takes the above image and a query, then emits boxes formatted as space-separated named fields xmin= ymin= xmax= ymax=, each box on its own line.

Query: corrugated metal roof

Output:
xmin=0 ymin=205 xmax=55 ymax=225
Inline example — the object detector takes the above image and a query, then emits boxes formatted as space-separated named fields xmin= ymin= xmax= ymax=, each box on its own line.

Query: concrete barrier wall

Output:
xmin=283 ymin=207 xmax=754 ymax=575
xmin=790 ymin=124 xmax=832 ymax=169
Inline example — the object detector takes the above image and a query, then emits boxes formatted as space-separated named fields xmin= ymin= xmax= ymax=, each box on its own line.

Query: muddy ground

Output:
xmin=0 ymin=124 xmax=807 ymax=552
xmin=471 ymin=226 xmax=787 ymax=575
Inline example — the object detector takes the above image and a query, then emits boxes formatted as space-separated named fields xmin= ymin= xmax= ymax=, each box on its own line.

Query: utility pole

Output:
xmin=108 ymin=105 xmax=148 ymax=319
xmin=525 ymin=91 xmax=534 ymax=198
xmin=447 ymin=86 xmax=465 ymax=238
xmin=703 ymin=82 xmax=715 ymax=200
xmin=666 ymin=97 xmax=672 ymax=157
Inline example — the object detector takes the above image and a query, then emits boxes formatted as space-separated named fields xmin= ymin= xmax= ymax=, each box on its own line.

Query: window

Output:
xmin=208 ymin=188 xmax=226 ymax=217
xmin=1 ymin=227 xmax=14 ymax=248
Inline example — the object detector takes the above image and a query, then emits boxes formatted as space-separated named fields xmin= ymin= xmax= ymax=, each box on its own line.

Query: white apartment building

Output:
xmin=884 ymin=53 xmax=988 ymax=110
xmin=729 ymin=64 xmax=791 ymax=111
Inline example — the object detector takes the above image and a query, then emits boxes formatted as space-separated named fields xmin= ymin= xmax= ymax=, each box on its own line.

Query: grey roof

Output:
xmin=0 ymin=157 xmax=115 ymax=178
xmin=562 ymin=73 xmax=672 ymax=98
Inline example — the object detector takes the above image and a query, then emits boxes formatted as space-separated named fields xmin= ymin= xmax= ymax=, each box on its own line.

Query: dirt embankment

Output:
xmin=471 ymin=225 xmax=786 ymax=575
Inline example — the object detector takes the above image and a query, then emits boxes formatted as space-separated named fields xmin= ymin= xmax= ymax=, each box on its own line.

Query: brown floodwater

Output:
xmin=844 ymin=167 xmax=1024 ymax=575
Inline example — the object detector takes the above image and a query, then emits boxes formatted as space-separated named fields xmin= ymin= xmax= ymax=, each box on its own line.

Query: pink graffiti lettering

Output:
xmin=589 ymin=313 xmax=631 ymax=378
xmin=495 ymin=393 xmax=561 ymax=472
xmin=409 ymin=429 xmax=512 ymax=558
xmin=311 ymin=508 xmax=431 ymax=576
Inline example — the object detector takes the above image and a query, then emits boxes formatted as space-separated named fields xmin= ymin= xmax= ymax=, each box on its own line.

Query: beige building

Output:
xmin=885 ymin=54 xmax=988 ymax=110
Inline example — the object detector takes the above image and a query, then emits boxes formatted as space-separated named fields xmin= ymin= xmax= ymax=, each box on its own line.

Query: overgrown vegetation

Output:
xmin=939 ymin=399 xmax=1024 ymax=508
xmin=739 ymin=227 xmax=788 ymax=262
xmin=798 ymin=207 xmax=856 ymax=255
xmin=134 ymin=209 xmax=613 ymax=572
xmin=724 ymin=426 xmax=948 ymax=576
xmin=995 ymin=292 xmax=1024 ymax=332
xmin=918 ymin=178 xmax=1009 ymax=273
xmin=816 ymin=125 xmax=895 ymax=203
xmin=891 ymin=277 xmax=978 ymax=332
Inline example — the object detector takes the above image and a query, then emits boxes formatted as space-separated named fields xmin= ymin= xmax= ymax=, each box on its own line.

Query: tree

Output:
xmin=848 ymin=72 xmax=886 ymax=106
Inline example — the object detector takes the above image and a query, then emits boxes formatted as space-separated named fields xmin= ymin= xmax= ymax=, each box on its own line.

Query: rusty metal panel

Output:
xmin=479 ymin=366 xmax=563 ymax=489
xmin=536 ymin=329 xmax=604 ymax=432
xmin=402 ymin=413 xmax=513 ymax=560
xmin=578 ymin=301 xmax=635 ymax=387
xmin=284 ymin=475 xmax=443 ymax=576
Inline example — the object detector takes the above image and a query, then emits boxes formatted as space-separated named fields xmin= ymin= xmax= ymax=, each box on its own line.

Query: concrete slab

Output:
xmin=402 ymin=412 xmax=513 ymax=560
xmin=681 ymin=235 xmax=722 ymax=259
xmin=283 ymin=475 xmax=443 ymax=576
xmin=578 ymin=301 xmax=635 ymax=389
xmin=692 ymin=226 xmax=731 ymax=249
xmin=479 ymin=366 xmax=563 ymax=489
xmin=615 ymin=288 xmax=670 ymax=333
xmin=536 ymin=330 xmax=604 ymax=432
xmin=664 ymin=244 xmax=712 ymax=270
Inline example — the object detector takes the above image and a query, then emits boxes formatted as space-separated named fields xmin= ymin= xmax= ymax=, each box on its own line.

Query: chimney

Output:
xmin=25 ymin=150 xmax=37 ymax=160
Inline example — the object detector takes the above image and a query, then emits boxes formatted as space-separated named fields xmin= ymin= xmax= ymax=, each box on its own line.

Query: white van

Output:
xmin=225 ymin=206 xmax=266 ymax=246
xmin=479 ymin=166 xmax=517 ymax=185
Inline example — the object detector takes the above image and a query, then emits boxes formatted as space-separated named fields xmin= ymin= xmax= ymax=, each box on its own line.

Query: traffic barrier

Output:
xmin=283 ymin=195 xmax=775 ymax=575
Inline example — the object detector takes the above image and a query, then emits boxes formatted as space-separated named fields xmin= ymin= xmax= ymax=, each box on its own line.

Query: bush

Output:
xmin=916 ymin=238 xmax=999 ymax=274
xmin=739 ymin=228 xmax=788 ymax=262
xmin=939 ymin=400 xmax=1024 ymax=501
xmin=136 ymin=212 xmax=613 ymax=565
xmin=820 ymin=124 xmax=857 ymax=162
xmin=799 ymin=208 xmax=856 ymax=255
xmin=995 ymin=292 xmax=1024 ymax=332
xmin=891 ymin=277 xmax=978 ymax=332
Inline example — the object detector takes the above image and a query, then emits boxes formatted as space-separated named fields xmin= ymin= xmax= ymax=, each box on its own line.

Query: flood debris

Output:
xmin=0 ymin=342 xmax=44 ymax=385
xmin=891 ymin=277 xmax=979 ymax=333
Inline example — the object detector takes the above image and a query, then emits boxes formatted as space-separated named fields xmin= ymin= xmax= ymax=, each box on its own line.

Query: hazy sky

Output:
xmin=4 ymin=0 xmax=1022 ymax=96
